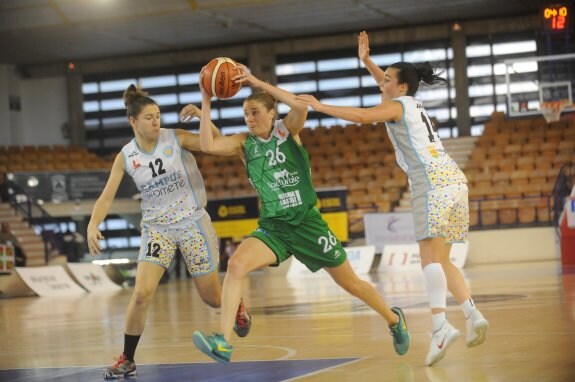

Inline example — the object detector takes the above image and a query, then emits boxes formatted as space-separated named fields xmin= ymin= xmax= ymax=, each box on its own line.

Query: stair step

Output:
xmin=27 ymin=258 xmax=47 ymax=267
xmin=21 ymin=243 xmax=45 ymax=251
xmin=12 ymin=227 xmax=37 ymax=234
xmin=0 ymin=215 xmax=22 ymax=223
xmin=9 ymin=220 xmax=29 ymax=226
xmin=14 ymin=231 xmax=41 ymax=238
xmin=18 ymin=239 xmax=44 ymax=246
xmin=21 ymin=250 xmax=45 ymax=259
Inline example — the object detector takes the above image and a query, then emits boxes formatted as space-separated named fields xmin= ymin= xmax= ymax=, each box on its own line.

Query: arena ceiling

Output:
xmin=0 ymin=0 xmax=544 ymax=66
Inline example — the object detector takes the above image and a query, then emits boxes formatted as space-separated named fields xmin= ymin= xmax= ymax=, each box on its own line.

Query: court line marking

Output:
xmin=281 ymin=357 xmax=364 ymax=382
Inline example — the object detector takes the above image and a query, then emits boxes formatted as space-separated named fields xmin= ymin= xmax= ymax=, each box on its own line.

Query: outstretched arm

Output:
xmin=87 ymin=154 xmax=124 ymax=256
xmin=358 ymin=31 xmax=386 ymax=85
xmin=234 ymin=64 xmax=307 ymax=136
xmin=295 ymin=95 xmax=403 ymax=124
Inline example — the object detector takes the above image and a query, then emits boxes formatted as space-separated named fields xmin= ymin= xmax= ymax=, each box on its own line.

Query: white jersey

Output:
xmin=385 ymin=96 xmax=467 ymax=197
xmin=121 ymin=128 xmax=206 ymax=226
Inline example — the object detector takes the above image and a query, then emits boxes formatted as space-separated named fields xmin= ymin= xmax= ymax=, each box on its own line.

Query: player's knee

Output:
xmin=419 ymin=252 xmax=436 ymax=267
xmin=227 ymin=255 xmax=249 ymax=278
xmin=438 ymin=255 xmax=452 ymax=266
xmin=132 ymin=289 xmax=155 ymax=307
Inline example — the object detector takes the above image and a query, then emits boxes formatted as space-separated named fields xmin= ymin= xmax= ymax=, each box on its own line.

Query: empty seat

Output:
xmin=516 ymin=156 xmax=535 ymax=171
xmin=492 ymin=171 xmax=511 ymax=187
xmin=510 ymin=170 xmax=529 ymax=186
xmin=479 ymin=200 xmax=499 ymax=226
xmin=498 ymin=199 xmax=518 ymax=225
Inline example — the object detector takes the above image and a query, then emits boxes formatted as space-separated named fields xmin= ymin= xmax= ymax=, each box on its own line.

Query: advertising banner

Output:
xmin=16 ymin=266 xmax=87 ymax=297
xmin=380 ymin=242 xmax=469 ymax=271
xmin=287 ymin=245 xmax=375 ymax=277
xmin=10 ymin=171 xmax=138 ymax=202
xmin=213 ymin=187 xmax=349 ymax=245
xmin=66 ymin=263 xmax=122 ymax=292
xmin=364 ymin=212 xmax=416 ymax=253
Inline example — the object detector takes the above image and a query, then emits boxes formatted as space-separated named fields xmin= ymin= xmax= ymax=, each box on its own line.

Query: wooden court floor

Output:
xmin=1 ymin=260 xmax=574 ymax=381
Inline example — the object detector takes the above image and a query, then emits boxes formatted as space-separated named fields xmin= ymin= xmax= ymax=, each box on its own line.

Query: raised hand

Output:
xmin=358 ymin=31 xmax=370 ymax=63
xmin=294 ymin=94 xmax=321 ymax=111
xmin=232 ymin=63 xmax=261 ymax=87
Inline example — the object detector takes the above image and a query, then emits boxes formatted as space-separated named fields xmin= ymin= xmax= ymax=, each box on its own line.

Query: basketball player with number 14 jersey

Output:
xmin=296 ymin=30 xmax=489 ymax=367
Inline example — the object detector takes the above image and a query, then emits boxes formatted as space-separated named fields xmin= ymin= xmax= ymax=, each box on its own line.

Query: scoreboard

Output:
xmin=542 ymin=4 xmax=572 ymax=33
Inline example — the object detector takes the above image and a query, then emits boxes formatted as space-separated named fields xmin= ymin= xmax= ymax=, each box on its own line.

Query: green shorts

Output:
xmin=249 ymin=207 xmax=346 ymax=272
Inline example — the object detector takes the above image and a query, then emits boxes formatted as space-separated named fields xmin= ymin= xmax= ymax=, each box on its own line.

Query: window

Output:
xmin=466 ymin=33 xmax=538 ymax=130
xmin=277 ymin=42 xmax=455 ymax=134
xmin=83 ymin=62 xmax=246 ymax=155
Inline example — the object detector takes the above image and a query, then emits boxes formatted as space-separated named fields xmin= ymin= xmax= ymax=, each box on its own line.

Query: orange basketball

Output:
xmin=201 ymin=57 xmax=242 ymax=99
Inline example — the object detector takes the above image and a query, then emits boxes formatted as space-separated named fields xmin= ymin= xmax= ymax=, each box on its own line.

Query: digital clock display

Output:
xmin=542 ymin=4 xmax=571 ymax=33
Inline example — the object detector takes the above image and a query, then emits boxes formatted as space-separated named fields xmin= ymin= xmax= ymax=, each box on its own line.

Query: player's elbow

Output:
xmin=291 ymin=102 xmax=308 ymax=114
xmin=356 ymin=112 xmax=380 ymax=124
xmin=351 ymin=114 xmax=369 ymax=124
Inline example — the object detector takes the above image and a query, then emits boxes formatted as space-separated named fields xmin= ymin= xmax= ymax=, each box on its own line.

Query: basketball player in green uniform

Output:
xmin=191 ymin=64 xmax=411 ymax=363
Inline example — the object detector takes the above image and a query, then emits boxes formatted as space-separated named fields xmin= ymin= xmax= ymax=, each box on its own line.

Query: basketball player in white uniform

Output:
xmin=87 ymin=85 xmax=251 ymax=379
xmin=296 ymin=31 xmax=489 ymax=366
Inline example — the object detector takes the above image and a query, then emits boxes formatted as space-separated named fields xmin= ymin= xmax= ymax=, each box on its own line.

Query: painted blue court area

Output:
xmin=0 ymin=358 xmax=359 ymax=382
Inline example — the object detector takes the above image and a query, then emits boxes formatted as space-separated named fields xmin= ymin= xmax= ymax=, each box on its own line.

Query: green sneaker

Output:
xmin=192 ymin=331 xmax=233 ymax=363
xmin=389 ymin=307 xmax=411 ymax=355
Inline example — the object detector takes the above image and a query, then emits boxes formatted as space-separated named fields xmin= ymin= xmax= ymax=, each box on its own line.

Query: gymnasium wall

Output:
xmin=0 ymin=64 xmax=24 ymax=145
xmin=468 ymin=227 xmax=558 ymax=265
xmin=1 ymin=14 xmax=538 ymax=147
xmin=0 ymin=64 xmax=68 ymax=147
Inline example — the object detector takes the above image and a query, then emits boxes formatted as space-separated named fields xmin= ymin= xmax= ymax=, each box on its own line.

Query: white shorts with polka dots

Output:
xmin=138 ymin=210 xmax=219 ymax=277
xmin=412 ymin=183 xmax=469 ymax=243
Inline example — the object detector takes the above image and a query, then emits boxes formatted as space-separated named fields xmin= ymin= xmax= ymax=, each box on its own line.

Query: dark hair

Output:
xmin=123 ymin=84 xmax=157 ymax=119
xmin=389 ymin=61 xmax=447 ymax=96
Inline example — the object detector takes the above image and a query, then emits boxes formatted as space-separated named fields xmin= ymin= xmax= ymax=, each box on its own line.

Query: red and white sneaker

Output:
xmin=233 ymin=299 xmax=252 ymax=338
xmin=425 ymin=321 xmax=460 ymax=366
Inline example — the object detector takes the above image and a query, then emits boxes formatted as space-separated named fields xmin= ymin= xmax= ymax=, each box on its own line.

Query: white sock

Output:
xmin=461 ymin=298 xmax=476 ymax=319
xmin=432 ymin=312 xmax=446 ymax=332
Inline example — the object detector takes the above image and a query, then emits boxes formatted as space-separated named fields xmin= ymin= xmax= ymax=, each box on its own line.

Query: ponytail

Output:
xmin=416 ymin=61 xmax=447 ymax=87
xmin=390 ymin=61 xmax=447 ymax=96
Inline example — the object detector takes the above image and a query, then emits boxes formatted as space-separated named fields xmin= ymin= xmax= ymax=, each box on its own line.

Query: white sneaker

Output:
xmin=425 ymin=321 xmax=460 ymax=366
xmin=466 ymin=310 xmax=489 ymax=347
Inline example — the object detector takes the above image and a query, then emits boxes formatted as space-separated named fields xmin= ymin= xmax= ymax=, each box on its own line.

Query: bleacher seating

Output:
xmin=1 ymin=112 xmax=573 ymax=238
xmin=0 ymin=145 xmax=113 ymax=173
xmin=464 ymin=112 xmax=575 ymax=228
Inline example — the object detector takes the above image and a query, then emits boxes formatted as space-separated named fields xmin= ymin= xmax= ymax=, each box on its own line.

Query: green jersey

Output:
xmin=244 ymin=119 xmax=317 ymax=225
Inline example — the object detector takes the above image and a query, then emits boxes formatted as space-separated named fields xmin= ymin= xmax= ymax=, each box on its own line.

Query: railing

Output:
xmin=3 ymin=179 xmax=63 ymax=264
